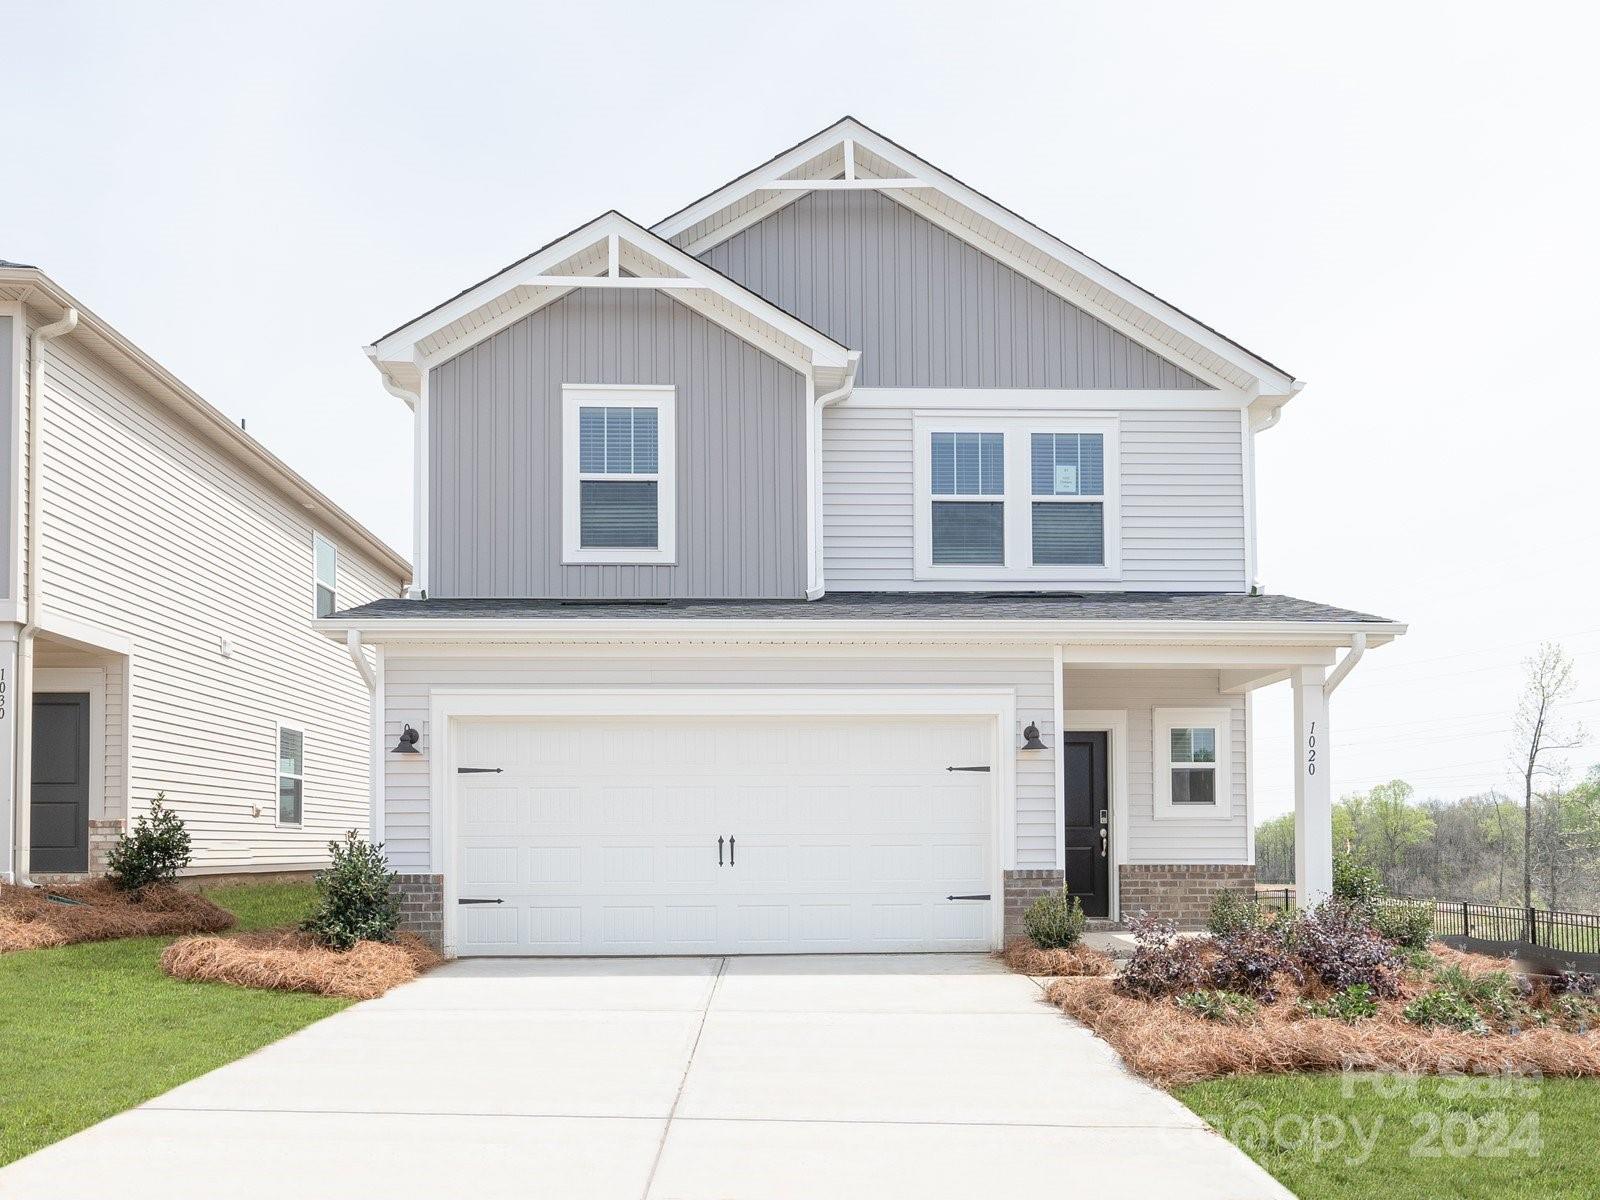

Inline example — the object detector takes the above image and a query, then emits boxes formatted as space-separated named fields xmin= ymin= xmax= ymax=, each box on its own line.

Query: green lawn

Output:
xmin=1176 ymin=1072 xmax=1600 ymax=1199
xmin=0 ymin=881 xmax=348 ymax=1167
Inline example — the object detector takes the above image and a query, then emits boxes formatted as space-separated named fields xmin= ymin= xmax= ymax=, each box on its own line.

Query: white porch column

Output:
xmin=1292 ymin=664 xmax=1333 ymax=907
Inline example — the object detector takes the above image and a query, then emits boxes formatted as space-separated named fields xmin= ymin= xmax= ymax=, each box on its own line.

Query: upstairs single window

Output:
xmin=1030 ymin=432 xmax=1105 ymax=566
xmin=930 ymin=431 xmax=1005 ymax=565
xmin=313 ymin=534 xmax=338 ymax=618
xmin=563 ymin=386 xmax=676 ymax=565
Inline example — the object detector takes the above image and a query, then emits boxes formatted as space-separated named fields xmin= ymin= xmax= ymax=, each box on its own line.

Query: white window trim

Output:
xmin=313 ymin=533 xmax=338 ymax=618
xmin=911 ymin=414 xmax=1120 ymax=582
xmin=561 ymin=384 xmax=677 ymax=565
xmin=1152 ymin=706 xmax=1232 ymax=821
xmin=275 ymin=721 xmax=306 ymax=828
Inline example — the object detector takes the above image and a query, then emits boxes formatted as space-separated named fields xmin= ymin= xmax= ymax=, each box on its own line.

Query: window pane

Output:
xmin=278 ymin=727 xmax=304 ymax=776
xmin=932 ymin=501 xmax=1004 ymax=564
xmin=1031 ymin=502 xmax=1104 ymax=565
xmin=579 ymin=407 xmax=606 ymax=472
xmin=933 ymin=432 xmax=1003 ymax=496
xmin=580 ymin=480 xmax=658 ymax=548
xmin=1171 ymin=727 xmax=1217 ymax=765
xmin=316 ymin=584 xmax=336 ymax=619
xmin=1031 ymin=433 xmax=1104 ymax=496
xmin=278 ymin=778 xmax=303 ymax=824
xmin=631 ymin=408 xmax=658 ymax=473
xmin=1171 ymin=768 xmax=1216 ymax=805
xmin=314 ymin=536 xmax=337 ymax=587
xmin=605 ymin=407 xmax=633 ymax=473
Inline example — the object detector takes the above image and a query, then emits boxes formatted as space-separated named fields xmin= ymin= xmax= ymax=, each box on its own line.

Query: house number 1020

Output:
xmin=1305 ymin=720 xmax=1317 ymax=776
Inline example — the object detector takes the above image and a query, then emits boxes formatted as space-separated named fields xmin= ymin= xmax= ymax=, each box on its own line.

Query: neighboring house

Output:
xmin=0 ymin=264 xmax=410 ymax=883
xmin=331 ymin=117 xmax=1405 ymax=956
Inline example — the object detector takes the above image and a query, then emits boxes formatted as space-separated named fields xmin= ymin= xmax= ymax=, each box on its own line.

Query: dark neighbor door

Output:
xmin=1062 ymin=731 xmax=1110 ymax=918
xmin=31 ymin=693 xmax=91 ymax=873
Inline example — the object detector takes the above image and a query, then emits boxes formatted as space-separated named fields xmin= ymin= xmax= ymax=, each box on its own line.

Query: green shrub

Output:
xmin=1374 ymin=899 xmax=1435 ymax=949
xmin=1206 ymin=890 xmax=1265 ymax=936
xmin=1023 ymin=890 xmax=1087 ymax=949
xmin=1176 ymin=989 xmax=1258 ymax=1023
xmin=1431 ymin=965 xmax=1528 ymax=1024
xmin=1331 ymin=853 xmax=1383 ymax=915
xmin=106 ymin=794 xmax=191 ymax=891
xmin=300 ymin=832 xmax=399 ymax=951
xmin=1554 ymin=994 xmax=1600 ymax=1030
xmin=1403 ymin=987 xmax=1489 ymax=1034
xmin=1298 ymin=983 xmax=1379 ymax=1022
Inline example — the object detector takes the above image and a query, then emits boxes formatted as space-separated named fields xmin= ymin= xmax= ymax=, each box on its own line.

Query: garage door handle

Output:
xmin=728 ymin=836 xmax=735 ymax=865
xmin=457 ymin=767 xmax=503 ymax=774
xmin=946 ymin=894 xmax=991 ymax=901
xmin=457 ymin=898 xmax=503 ymax=905
xmin=718 ymin=836 xmax=724 ymax=866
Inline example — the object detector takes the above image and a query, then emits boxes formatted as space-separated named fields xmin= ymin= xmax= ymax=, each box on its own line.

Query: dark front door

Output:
xmin=31 ymin=692 xmax=91 ymax=873
xmin=1062 ymin=731 xmax=1110 ymax=918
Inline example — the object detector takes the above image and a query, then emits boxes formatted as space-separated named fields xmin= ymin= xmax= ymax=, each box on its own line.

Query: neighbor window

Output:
xmin=313 ymin=534 xmax=337 ymax=618
xmin=1154 ymin=708 xmax=1231 ymax=820
xmin=563 ymin=386 xmax=676 ymax=564
xmin=914 ymin=417 xmax=1118 ymax=580
xmin=277 ymin=724 xmax=304 ymax=825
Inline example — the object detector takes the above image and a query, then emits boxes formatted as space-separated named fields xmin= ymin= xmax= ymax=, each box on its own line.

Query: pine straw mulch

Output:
xmin=1045 ymin=946 xmax=1600 ymax=1087
xmin=0 ymin=880 xmax=235 ymax=952
xmin=997 ymin=939 xmax=1115 ymax=977
xmin=161 ymin=930 xmax=443 ymax=1000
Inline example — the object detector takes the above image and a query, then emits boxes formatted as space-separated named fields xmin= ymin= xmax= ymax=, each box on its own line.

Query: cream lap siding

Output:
xmin=821 ymin=402 xmax=1247 ymax=592
xmin=32 ymin=334 xmax=403 ymax=870
xmin=379 ymin=650 xmax=1058 ymax=873
xmin=1066 ymin=669 xmax=1248 ymax=866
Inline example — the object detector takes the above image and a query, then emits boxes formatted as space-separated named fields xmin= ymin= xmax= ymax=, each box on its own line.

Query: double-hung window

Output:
xmin=914 ymin=416 xmax=1118 ymax=580
xmin=562 ymin=385 xmax=676 ymax=564
xmin=1153 ymin=708 xmax=1231 ymax=820
xmin=276 ymin=724 xmax=304 ymax=826
xmin=313 ymin=534 xmax=337 ymax=618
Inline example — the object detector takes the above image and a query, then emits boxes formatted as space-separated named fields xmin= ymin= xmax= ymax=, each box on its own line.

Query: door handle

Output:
xmin=718 ymin=836 xmax=724 ymax=866
xmin=1099 ymin=828 xmax=1109 ymax=859
xmin=457 ymin=898 xmax=503 ymax=905
xmin=728 ymin=836 xmax=735 ymax=866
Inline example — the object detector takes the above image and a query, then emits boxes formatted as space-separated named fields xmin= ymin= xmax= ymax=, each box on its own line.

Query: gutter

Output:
xmin=345 ymin=631 xmax=382 ymax=843
xmin=12 ymin=306 xmax=78 ymax=885
xmin=805 ymin=352 xmax=862 ymax=599
xmin=1323 ymin=632 xmax=1367 ymax=696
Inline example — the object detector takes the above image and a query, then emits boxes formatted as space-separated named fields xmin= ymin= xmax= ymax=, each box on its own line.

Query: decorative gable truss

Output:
xmin=652 ymin=118 xmax=1302 ymax=424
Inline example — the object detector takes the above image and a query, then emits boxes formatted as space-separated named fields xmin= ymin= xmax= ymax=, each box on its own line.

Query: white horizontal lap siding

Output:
xmin=821 ymin=403 xmax=1246 ymax=592
xmin=32 ymin=338 xmax=403 ymax=870
xmin=380 ymin=650 xmax=1056 ymax=874
xmin=1066 ymin=669 xmax=1247 ymax=865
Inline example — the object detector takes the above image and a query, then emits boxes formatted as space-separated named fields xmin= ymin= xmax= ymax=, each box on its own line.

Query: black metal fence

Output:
xmin=1378 ymin=895 xmax=1600 ymax=957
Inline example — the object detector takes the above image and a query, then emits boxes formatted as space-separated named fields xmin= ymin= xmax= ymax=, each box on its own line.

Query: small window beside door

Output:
xmin=313 ymin=534 xmax=338 ymax=618
xmin=277 ymin=724 xmax=304 ymax=826
xmin=1153 ymin=708 xmax=1232 ymax=820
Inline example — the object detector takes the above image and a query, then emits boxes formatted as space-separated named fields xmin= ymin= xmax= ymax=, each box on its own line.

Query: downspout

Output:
xmin=345 ymin=630 xmax=382 ymax=843
xmin=13 ymin=306 xmax=78 ymax=885
xmin=805 ymin=352 xmax=861 ymax=600
xmin=1323 ymin=633 xmax=1367 ymax=697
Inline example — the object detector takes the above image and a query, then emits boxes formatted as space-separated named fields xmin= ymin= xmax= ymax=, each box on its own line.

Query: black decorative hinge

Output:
xmin=457 ymin=898 xmax=504 ymax=905
xmin=946 ymin=894 xmax=992 ymax=901
xmin=457 ymin=767 xmax=504 ymax=774
xmin=946 ymin=765 xmax=991 ymax=773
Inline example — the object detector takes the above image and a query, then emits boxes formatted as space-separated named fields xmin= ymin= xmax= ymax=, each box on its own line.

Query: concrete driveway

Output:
xmin=0 ymin=954 xmax=1291 ymax=1199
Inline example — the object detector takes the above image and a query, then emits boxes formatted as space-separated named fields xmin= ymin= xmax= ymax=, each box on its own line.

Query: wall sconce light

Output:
xmin=1020 ymin=721 xmax=1048 ymax=751
xmin=393 ymin=724 xmax=421 ymax=754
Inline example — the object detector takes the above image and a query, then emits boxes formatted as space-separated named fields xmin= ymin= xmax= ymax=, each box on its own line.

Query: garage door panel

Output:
xmin=452 ymin=716 xmax=996 ymax=956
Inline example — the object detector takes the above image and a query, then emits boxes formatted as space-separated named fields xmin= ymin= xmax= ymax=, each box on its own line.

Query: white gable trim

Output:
xmin=366 ymin=212 xmax=852 ymax=393
xmin=652 ymin=119 xmax=1298 ymax=401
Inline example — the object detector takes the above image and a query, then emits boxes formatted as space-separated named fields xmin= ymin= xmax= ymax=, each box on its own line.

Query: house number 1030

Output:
xmin=1305 ymin=720 xmax=1317 ymax=776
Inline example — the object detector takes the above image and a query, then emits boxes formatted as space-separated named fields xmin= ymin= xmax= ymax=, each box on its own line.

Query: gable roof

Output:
xmin=0 ymin=264 xmax=411 ymax=583
xmin=366 ymin=211 xmax=857 ymax=403
xmin=652 ymin=117 xmax=1302 ymax=412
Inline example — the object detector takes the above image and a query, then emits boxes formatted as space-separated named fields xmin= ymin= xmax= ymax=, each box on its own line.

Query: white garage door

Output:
xmin=451 ymin=715 xmax=996 ymax=956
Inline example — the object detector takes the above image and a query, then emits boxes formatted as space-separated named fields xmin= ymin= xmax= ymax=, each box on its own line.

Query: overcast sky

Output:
xmin=5 ymin=1 xmax=1597 ymax=821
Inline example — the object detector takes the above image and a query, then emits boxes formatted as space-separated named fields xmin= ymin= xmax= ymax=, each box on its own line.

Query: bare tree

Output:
xmin=1510 ymin=644 xmax=1584 ymax=922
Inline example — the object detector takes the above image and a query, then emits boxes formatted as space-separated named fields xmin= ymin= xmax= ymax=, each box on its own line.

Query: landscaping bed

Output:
xmin=0 ymin=880 xmax=234 ymax=953
xmin=1046 ymin=920 xmax=1600 ymax=1087
xmin=997 ymin=939 xmax=1114 ymax=977
xmin=162 ymin=929 xmax=441 ymax=999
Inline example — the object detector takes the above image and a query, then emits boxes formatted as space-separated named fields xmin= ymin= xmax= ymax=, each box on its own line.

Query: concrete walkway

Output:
xmin=0 ymin=954 xmax=1292 ymax=1199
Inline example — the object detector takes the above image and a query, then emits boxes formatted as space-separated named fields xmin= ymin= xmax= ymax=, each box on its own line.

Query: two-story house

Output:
xmin=0 ymin=264 xmax=409 ymax=885
xmin=328 ymin=118 xmax=1405 ymax=956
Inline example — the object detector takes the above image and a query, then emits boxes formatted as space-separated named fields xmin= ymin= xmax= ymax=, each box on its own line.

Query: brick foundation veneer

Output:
xmin=1002 ymin=869 xmax=1066 ymax=941
xmin=88 ymin=819 xmax=123 ymax=876
xmin=1117 ymin=864 xmax=1256 ymax=928
xmin=391 ymin=874 xmax=445 ymax=949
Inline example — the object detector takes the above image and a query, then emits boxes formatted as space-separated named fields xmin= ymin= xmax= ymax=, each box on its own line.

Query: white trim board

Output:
xmin=426 ymin=685 xmax=1017 ymax=956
